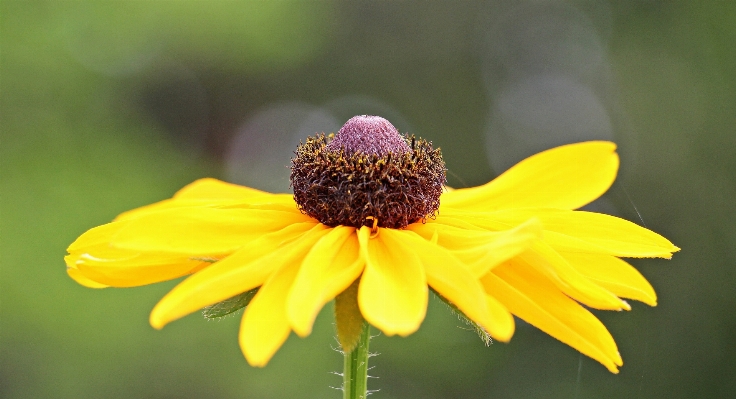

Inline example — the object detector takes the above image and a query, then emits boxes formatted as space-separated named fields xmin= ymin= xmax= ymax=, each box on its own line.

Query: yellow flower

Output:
xmin=66 ymin=116 xmax=677 ymax=373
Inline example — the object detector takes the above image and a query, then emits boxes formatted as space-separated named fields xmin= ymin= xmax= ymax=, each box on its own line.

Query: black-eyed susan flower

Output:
xmin=66 ymin=115 xmax=677 ymax=376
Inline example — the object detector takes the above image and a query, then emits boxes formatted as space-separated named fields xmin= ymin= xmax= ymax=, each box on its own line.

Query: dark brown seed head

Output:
xmin=290 ymin=115 xmax=446 ymax=229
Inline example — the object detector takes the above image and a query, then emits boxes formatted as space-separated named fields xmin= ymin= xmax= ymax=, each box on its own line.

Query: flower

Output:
xmin=66 ymin=115 xmax=678 ymax=372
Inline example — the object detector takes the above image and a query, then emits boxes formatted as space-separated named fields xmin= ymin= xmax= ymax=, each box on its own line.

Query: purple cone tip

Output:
xmin=326 ymin=115 xmax=411 ymax=156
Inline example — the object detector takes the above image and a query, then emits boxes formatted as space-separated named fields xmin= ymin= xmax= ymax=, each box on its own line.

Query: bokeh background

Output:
xmin=2 ymin=1 xmax=734 ymax=398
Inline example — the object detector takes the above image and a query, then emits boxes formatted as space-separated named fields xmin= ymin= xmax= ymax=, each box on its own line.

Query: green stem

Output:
xmin=343 ymin=323 xmax=370 ymax=399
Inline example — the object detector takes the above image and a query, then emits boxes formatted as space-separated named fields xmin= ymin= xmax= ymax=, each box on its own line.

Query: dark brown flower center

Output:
xmin=290 ymin=115 xmax=446 ymax=229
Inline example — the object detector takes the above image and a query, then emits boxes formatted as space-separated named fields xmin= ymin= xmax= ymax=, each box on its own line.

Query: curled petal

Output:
xmin=442 ymin=141 xmax=619 ymax=211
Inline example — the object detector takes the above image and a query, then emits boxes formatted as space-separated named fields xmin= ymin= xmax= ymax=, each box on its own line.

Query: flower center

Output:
xmin=290 ymin=115 xmax=446 ymax=229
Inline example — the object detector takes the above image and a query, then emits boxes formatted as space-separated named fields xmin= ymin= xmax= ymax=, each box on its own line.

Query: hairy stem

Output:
xmin=343 ymin=323 xmax=370 ymax=399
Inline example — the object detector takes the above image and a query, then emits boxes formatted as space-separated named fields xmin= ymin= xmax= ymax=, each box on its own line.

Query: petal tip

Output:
xmin=491 ymin=327 xmax=514 ymax=343
xmin=242 ymin=349 xmax=269 ymax=368
xmin=240 ymin=336 xmax=278 ymax=368
xmin=290 ymin=323 xmax=313 ymax=338
xmin=149 ymin=314 xmax=166 ymax=330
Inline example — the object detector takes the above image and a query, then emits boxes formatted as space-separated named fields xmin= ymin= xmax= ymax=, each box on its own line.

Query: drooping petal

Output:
xmin=239 ymin=251 xmax=304 ymax=367
xmin=482 ymin=263 xmax=623 ymax=373
xmin=484 ymin=208 xmax=680 ymax=258
xmin=357 ymin=227 xmax=427 ymax=336
xmin=287 ymin=226 xmax=364 ymax=337
xmin=387 ymin=229 xmax=501 ymax=340
xmin=519 ymin=241 xmax=630 ymax=311
xmin=112 ymin=207 xmax=314 ymax=255
xmin=149 ymin=222 xmax=323 ymax=329
xmin=441 ymin=141 xmax=619 ymax=211
xmin=485 ymin=294 xmax=515 ymax=342
xmin=561 ymin=252 xmax=657 ymax=306
xmin=411 ymin=218 xmax=543 ymax=278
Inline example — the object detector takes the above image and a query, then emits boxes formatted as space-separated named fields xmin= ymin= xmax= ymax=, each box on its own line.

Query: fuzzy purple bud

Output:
xmin=326 ymin=115 xmax=411 ymax=156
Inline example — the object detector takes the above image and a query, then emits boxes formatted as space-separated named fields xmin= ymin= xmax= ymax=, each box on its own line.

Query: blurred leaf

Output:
xmin=202 ymin=287 xmax=259 ymax=319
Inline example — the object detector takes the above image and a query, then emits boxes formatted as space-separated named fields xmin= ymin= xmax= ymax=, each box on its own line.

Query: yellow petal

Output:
xmin=287 ymin=227 xmax=364 ymax=337
xmin=114 ymin=199 xmax=219 ymax=222
xmin=486 ymin=208 xmax=679 ymax=258
xmin=519 ymin=241 xmax=630 ymax=310
xmin=114 ymin=194 xmax=298 ymax=222
xmin=173 ymin=178 xmax=269 ymax=199
xmin=112 ymin=207 xmax=313 ymax=255
xmin=149 ymin=222 xmax=323 ymax=329
xmin=442 ymin=141 xmax=619 ymax=211
xmin=561 ymin=252 xmax=657 ymax=306
xmin=388 ymin=229 xmax=501 ymax=340
xmin=412 ymin=218 xmax=543 ymax=278
xmin=357 ymin=227 xmax=428 ymax=336
xmin=218 ymin=194 xmax=301 ymax=213
xmin=239 ymin=251 xmax=304 ymax=367
xmin=113 ymin=177 xmax=256 ymax=221
xmin=485 ymin=294 xmax=515 ymax=342
xmin=75 ymin=249 xmax=208 ymax=287
xmin=67 ymin=222 xmax=142 ymax=287
xmin=66 ymin=265 xmax=108 ymax=288
xmin=67 ymin=221 xmax=126 ymax=254
xmin=541 ymin=230 xmax=629 ymax=256
xmin=114 ymin=179 xmax=297 ymax=222
xmin=482 ymin=263 xmax=622 ymax=373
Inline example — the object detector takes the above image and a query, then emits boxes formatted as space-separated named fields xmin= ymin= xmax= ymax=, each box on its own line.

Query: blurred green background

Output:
xmin=2 ymin=1 xmax=734 ymax=398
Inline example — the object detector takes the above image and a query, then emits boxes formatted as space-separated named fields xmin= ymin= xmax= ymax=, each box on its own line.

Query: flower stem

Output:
xmin=343 ymin=322 xmax=370 ymax=399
